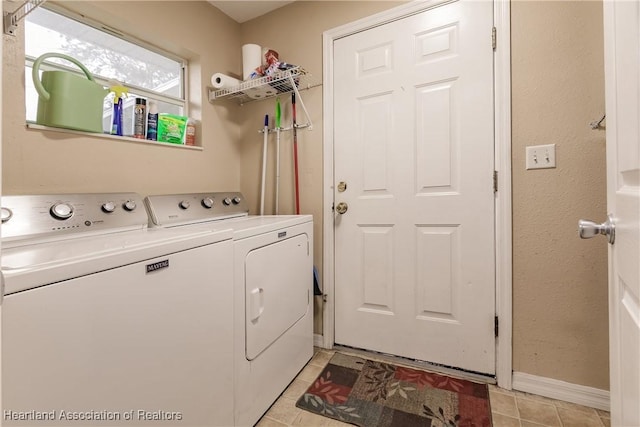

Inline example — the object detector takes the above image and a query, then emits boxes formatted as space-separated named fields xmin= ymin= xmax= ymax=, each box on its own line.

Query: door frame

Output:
xmin=322 ymin=0 xmax=513 ymax=389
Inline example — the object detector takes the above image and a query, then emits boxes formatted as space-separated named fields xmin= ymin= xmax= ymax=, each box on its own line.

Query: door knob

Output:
xmin=336 ymin=202 xmax=348 ymax=214
xmin=578 ymin=214 xmax=615 ymax=244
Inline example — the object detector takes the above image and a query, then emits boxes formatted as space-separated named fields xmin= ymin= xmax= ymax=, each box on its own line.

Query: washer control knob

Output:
xmin=50 ymin=202 xmax=74 ymax=220
xmin=222 ymin=198 xmax=232 ymax=206
xmin=1 ymin=207 xmax=13 ymax=223
xmin=123 ymin=200 xmax=137 ymax=211
xmin=102 ymin=201 xmax=116 ymax=213
xmin=179 ymin=200 xmax=190 ymax=210
xmin=201 ymin=197 xmax=214 ymax=209
xmin=232 ymin=196 xmax=242 ymax=205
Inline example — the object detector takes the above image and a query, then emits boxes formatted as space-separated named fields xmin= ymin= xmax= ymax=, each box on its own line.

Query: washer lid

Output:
xmin=2 ymin=227 xmax=233 ymax=295
xmin=144 ymin=214 xmax=313 ymax=240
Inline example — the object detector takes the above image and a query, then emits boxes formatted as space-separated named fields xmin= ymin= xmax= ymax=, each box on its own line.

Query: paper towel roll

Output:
xmin=242 ymin=43 xmax=262 ymax=80
xmin=211 ymin=73 xmax=241 ymax=89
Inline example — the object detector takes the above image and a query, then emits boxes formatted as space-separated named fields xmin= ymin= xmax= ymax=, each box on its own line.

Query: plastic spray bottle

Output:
xmin=109 ymin=83 xmax=128 ymax=136
xmin=146 ymin=101 xmax=158 ymax=141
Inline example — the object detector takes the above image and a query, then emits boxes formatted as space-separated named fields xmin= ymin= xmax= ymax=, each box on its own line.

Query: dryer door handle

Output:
xmin=250 ymin=288 xmax=265 ymax=322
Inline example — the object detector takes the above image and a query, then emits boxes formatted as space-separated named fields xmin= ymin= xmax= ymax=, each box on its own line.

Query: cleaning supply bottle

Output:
xmin=109 ymin=83 xmax=128 ymax=136
xmin=133 ymin=98 xmax=146 ymax=139
xmin=146 ymin=101 xmax=158 ymax=141
xmin=185 ymin=118 xmax=196 ymax=146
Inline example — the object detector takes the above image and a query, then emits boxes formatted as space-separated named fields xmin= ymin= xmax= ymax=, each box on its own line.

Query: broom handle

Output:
xmin=260 ymin=114 xmax=268 ymax=216
xmin=275 ymin=98 xmax=281 ymax=215
xmin=292 ymin=93 xmax=300 ymax=215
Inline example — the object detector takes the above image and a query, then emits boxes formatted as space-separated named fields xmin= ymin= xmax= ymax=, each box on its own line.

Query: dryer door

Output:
xmin=245 ymin=233 xmax=310 ymax=360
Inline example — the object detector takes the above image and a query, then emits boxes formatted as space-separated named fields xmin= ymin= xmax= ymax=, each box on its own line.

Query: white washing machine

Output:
xmin=1 ymin=193 xmax=235 ymax=426
xmin=144 ymin=192 xmax=314 ymax=427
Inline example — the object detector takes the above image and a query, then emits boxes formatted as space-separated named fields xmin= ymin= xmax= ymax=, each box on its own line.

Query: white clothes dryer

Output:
xmin=144 ymin=192 xmax=314 ymax=427
xmin=1 ymin=193 xmax=235 ymax=427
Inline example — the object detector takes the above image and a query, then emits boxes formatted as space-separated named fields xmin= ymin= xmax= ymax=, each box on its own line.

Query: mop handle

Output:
xmin=275 ymin=98 xmax=281 ymax=215
xmin=260 ymin=114 xmax=268 ymax=216
xmin=292 ymin=93 xmax=300 ymax=215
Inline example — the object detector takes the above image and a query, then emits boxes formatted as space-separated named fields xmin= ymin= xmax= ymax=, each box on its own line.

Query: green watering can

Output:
xmin=33 ymin=53 xmax=109 ymax=133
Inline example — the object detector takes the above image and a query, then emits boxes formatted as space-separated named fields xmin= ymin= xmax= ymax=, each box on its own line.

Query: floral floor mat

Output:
xmin=296 ymin=353 xmax=492 ymax=427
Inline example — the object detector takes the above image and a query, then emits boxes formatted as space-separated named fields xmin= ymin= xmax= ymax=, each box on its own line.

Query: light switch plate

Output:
xmin=526 ymin=144 xmax=556 ymax=170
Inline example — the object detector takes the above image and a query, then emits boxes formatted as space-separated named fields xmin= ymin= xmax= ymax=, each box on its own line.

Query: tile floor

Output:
xmin=256 ymin=349 xmax=611 ymax=427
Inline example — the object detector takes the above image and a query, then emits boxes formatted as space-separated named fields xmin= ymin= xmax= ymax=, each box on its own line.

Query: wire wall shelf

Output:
xmin=208 ymin=67 xmax=315 ymax=105
xmin=4 ymin=0 xmax=48 ymax=35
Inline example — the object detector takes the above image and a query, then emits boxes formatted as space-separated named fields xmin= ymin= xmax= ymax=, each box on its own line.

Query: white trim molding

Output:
xmin=322 ymin=0 xmax=512 ymax=387
xmin=512 ymin=372 xmax=610 ymax=412
xmin=493 ymin=0 xmax=513 ymax=390
xmin=321 ymin=23 xmax=336 ymax=351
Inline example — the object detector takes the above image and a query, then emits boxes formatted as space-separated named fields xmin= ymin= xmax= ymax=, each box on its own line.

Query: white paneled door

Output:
xmin=333 ymin=0 xmax=496 ymax=375
xmin=603 ymin=1 xmax=640 ymax=425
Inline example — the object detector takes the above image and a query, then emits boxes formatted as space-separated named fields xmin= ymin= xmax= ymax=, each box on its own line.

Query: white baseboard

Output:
xmin=313 ymin=333 xmax=324 ymax=348
xmin=512 ymin=371 xmax=610 ymax=411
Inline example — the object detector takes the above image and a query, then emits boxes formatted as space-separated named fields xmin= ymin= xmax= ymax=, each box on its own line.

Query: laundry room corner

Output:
xmin=0 ymin=0 xmax=621 ymax=422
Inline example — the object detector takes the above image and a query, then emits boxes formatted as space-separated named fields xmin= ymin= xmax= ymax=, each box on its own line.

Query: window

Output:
xmin=25 ymin=5 xmax=187 ymax=136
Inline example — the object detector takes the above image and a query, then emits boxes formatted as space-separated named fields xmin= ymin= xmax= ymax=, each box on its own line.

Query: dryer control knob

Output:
xmin=222 ymin=198 xmax=232 ymax=206
xmin=232 ymin=197 xmax=242 ymax=205
xmin=1 ymin=207 xmax=13 ymax=223
xmin=179 ymin=200 xmax=190 ymax=210
xmin=123 ymin=200 xmax=137 ymax=211
xmin=102 ymin=201 xmax=116 ymax=213
xmin=201 ymin=197 xmax=214 ymax=209
xmin=50 ymin=202 xmax=74 ymax=220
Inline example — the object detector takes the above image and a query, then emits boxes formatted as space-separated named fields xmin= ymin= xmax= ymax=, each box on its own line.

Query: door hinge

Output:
xmin=492 ymin=27 xmax=497 ymax=50
xmin=493 ymin=171 xmax=498 ymax=193
xmin=494 ymin=316 xmax=499 ymax=337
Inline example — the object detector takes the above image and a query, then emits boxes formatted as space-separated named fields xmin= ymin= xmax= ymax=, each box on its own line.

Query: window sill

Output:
xmin=26 ymin=123 xmax=203 ymax=151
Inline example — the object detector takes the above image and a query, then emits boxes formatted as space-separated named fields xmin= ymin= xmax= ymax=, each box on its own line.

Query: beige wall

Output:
xmin=511 ymin=1 xmax=608 ymax=389
xmin=1 ymin=0 xmax=609 ymax=390
xmin=3 ymin=1 xmax=244 ymax=196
